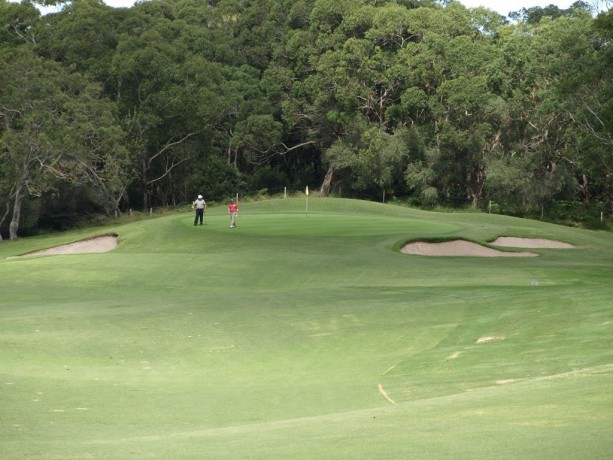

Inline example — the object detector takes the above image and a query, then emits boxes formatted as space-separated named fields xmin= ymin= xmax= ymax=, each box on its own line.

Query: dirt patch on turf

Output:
xmin=401 ymin=240 xmax=537 ymax=257
xmin=491 ymin=237 xmax=574 ymax=249
xmin=18 ymin=234 xmax=118 ymax=257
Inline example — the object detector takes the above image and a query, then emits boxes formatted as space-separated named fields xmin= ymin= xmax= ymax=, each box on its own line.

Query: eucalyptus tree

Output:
xmin=0 ymin=46 xmax=127 ymax=239
xmin=355 ymin=126 xmax=410 ymax=201
xmin=213 ymin=0 xmax=325 ymax=187
xmin=282 ymin=0 xmax=422 ymax=196
xmin=216 ymin=64 xmax=281 ymax=170
xmin=486 ymin=12 xmax=601 ymax=215
xmin=107 ymin=1 xmax=230 ymax=210
xmin=107 ymin=0 xmax=310 ymax=205
xmin=31 ymin=1 xmax=133 ymax=212
xmin=561 ymin=8 xmax=613 ymax=210
xmin=509 ymin=1 xmax=591 ymax=23
xmin=382 ymin=3 xmax=509 ymax=207
xmin=272 ymin=0 xmax=365 ymax=195
xmin=33 ymin=0 xmax=122 ymax=87
xmin=0 ymin=0 xmax=40 ymax=46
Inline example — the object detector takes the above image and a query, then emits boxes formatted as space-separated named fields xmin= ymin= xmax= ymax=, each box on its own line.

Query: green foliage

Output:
xmin=246 ymin=165 xmax=289 ymax=194
xmin=1 ymin=0 xmax=612 ymax=234
xmin=0 ymin=1 xmax=40 ymax=47
xmin=509 ymin=1 xmax=591 ymax=24
xmin=543 ymin=200 xmax=610 ymax=229
xmin=185 ymin=154 xmax=241 ymax=202
xmin=232 ymin=114 xmax=283 ymax=162
xmin=0 ymin=44 xmax=127 ymax=238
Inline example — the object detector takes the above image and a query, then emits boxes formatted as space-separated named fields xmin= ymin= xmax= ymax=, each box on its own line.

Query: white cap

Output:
xmin=198 ymin=195 xmax=203 ymax=199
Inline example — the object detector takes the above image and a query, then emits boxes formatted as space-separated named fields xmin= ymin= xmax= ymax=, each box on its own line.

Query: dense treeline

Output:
xmin=1 ymin=0 xmax=611 ymax=239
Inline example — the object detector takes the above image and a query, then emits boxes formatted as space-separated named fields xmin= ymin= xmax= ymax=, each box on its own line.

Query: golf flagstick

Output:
xmin=305 ymin=185 xmax=309 ymax=216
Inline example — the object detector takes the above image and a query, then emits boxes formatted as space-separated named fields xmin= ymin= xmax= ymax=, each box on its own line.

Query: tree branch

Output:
xmin=147 ymin=131 xmax=201 ymax=169
xmin=147 ymin=155 xmax=193 ymax=186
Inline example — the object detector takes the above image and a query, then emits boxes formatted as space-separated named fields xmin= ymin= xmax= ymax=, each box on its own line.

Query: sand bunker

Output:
xmin=21 ymin=234 xmax=118 ymax=256
xmin=401 ymin=240 xmax=537 ymax=257
xmin=402 ymin=236 xmax=574 ymax=257
xmin=491 ymin=237 xmax=574 ymax=249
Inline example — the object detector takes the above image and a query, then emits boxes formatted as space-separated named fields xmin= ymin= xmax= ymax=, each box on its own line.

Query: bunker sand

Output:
xmin=401 ymin=240 xmax=536 ymax=257
xmin=490 ymin=237 xmax=574 ymax=249
xmin=401 ymin=237 xmax=573 ymax=257
xmin=19 ymin=234 xmax=118 ymax=256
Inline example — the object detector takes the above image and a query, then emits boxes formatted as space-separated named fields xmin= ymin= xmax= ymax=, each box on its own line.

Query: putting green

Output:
xmin=204 ymin=212 xmax=460 ymax=237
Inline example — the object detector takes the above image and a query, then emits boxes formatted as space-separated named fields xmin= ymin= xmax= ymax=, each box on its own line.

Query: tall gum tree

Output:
xmin=490 ymin=12 xmax=602 ymax=213
xmin=111 ymin=4 xmax=224 ymax=210
xmin=0 ymin=46 xmax=126 ymax=239
xmin=559 ymin=8 xmax=613 ymax=208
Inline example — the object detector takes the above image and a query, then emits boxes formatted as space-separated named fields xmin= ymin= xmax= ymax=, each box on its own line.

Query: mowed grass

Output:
xmin=0 ymin=197 xmax=612 ymax=459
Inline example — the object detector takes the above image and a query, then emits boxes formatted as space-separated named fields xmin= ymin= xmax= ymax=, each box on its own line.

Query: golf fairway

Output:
xmin=0 ymin=198 xmax=611 ymax=459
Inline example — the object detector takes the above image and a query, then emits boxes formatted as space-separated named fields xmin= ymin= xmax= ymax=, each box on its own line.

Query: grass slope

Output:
xmin=1 ymin=198 xmax=612 ymax=459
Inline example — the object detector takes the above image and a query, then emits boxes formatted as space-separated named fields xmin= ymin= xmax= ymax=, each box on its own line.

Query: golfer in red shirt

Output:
xmin=228 ymin=199 xmax=238 ymax=228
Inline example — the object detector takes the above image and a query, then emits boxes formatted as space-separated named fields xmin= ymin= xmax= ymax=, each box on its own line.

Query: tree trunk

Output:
xmin=469 ymin=166 xmax=485 ymax=208
xmin=142 ymin=188 xmax=150 ymax=212
xmin=0 ymin=199 xmax=11 ymax=241
xmin=142 ymin=157 xmax=150 ymax=212
xmin=579 ymin=173 xmax=590 ymax=204
xmin=9 ymin=183 xmax=25 ymax=240
xmin=320 ymin=165 xmax=335 ymax=196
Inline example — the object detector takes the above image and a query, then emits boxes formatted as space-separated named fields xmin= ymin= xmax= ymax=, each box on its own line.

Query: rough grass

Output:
xmin=1 ymin=197 xmax=612 ymax=459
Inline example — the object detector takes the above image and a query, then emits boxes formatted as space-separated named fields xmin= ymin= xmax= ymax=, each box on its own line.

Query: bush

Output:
xmin=245 ymin=166 xmax=289 ymax=194
xmin=543 ymin=200 xmax=609 ymax=229
xmin=421 ymin=187 xmax=439 ymax=208
xmin=185 ymin=156 xmax=241 ymax=202
xmin=487 ymin=200 xmax=501 ymax=214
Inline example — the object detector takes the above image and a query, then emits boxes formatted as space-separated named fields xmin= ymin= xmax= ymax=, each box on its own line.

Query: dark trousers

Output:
xmin=194 ymin=208 xmax=204 ymax=225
